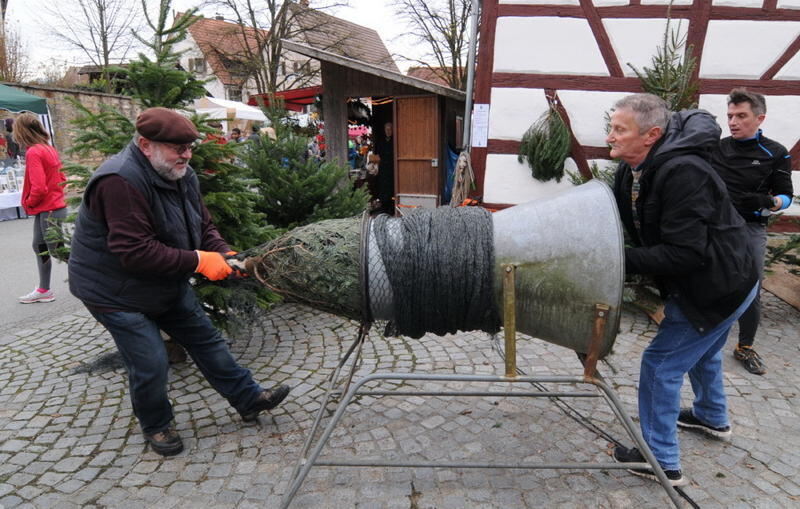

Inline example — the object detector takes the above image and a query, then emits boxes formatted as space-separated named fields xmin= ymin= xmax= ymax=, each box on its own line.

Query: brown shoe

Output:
xmin=144 ymin=427 xmax=184 ymax=456
xmin=239 ymin=385 xmax=291 ymax=422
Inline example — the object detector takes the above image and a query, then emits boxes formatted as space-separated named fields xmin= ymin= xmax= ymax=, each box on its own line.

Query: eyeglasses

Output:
xmin=159 ymin=141 xmax=199 ymax=154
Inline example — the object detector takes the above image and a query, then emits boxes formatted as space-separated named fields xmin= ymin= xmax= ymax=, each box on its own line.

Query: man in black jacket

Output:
xmin=711 ymin=89 xmax=794 ymax=375
xmin=607 ymin=94 xmax=758 ymax=486
xmin=69 ymin=108 xmax=290 ymax=456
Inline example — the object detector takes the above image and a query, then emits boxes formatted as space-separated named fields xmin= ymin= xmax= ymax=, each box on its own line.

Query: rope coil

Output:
xmin=372 ymin=207 xmax=501 ymax=338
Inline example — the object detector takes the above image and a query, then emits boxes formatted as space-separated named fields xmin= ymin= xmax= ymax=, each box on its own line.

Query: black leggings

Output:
xmin=31 ymin=208 xmax=67 ymax=289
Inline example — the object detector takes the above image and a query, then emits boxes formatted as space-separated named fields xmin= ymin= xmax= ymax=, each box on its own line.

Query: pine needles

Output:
xmin=517 ymin=104 xmax=571 ymax=183
xmin=628 ymin=18 xmax=698 ymax=111
xmin=244 ymin=216 xmax=363 ymax=321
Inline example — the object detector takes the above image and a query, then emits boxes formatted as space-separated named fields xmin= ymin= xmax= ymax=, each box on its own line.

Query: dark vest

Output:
xmin=68 ymin=142 xmax=203 ymax=313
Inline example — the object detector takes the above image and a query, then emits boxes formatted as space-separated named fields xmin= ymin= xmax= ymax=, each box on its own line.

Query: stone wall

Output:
xmin=5 ymin=83 xmax=138 ymax=164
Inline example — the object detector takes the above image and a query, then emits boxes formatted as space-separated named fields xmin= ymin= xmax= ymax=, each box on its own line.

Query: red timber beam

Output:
xmin=491 ymin=74 xmax=800 ymax=96
xmin=497 ymin=4 xmax=800 ymax=21
xmin=686 ymin=0 xmax=713 ymax=95
xmin=579 ymin=0 xmax=623 ymax=77
xmin=761 ymin=35 xmax=800 ymax=79
xmin=470 ymin=0 xmax=499 ymax=199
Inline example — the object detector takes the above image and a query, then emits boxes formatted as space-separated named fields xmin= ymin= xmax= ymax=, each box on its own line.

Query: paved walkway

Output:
xmin=1 ymin=290 xmax=798 ymax=508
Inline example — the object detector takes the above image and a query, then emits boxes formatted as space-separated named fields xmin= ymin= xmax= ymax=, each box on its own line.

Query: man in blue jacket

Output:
xmin=607 ymin=94 xmax=758 ymax=486
xmin=69 ymin=108 xmax=290 ymax=456
xmin=711 ymin=89 xmax=794 ymax=375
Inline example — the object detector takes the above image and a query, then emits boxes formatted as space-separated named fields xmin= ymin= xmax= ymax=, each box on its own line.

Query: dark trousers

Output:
xmin=89 ymin=284 xmax=262 ymax=434
xmin=31 ymin=207 xmax=67 ymax=289
xmin=738 ymin=223 xmax=766 ymax=347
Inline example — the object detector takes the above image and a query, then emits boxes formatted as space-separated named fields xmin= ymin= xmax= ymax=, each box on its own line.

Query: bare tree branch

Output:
xmin=391 ymin=0 xmax=472 ymax=90
xmin=0 ymin=26 xmax=32 ymax=82
xmin=41 ymin=0 xmax=146 ymax=73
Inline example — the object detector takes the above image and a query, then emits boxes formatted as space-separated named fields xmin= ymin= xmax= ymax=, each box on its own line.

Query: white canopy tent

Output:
xmin=193 ymin=97 xmax=268 ymax=134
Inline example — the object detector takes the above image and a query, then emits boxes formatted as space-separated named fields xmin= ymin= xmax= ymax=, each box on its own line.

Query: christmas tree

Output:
xmin=240 ymin=111 xmax=370 ymax=229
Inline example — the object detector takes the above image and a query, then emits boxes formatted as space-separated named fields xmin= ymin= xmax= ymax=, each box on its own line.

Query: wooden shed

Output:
xmin=282 ymin=40 xmax=467 ymax=209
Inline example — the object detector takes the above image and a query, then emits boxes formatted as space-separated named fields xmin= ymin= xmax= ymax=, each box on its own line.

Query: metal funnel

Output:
xmin=492 ymin=180 xmax=624 ymax=358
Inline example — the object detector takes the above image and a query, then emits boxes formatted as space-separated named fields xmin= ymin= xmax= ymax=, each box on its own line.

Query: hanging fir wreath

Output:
xmin=517 ymin=102 xmax=571 ymax=183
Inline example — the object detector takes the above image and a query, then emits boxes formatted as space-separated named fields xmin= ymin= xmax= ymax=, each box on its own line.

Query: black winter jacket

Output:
xmin=613 ymin=110 xmax=758 ymax=333
xmin=711 ymin=131 xmax=793 ymax=223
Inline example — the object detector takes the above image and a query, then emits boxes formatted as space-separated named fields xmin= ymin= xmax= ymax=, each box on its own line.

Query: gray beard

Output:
xmin=150 ymin=150 xmax=187 ymax=181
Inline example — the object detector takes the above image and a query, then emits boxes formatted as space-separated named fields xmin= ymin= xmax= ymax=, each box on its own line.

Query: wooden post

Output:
xmin=320 ymin=61 xmax=347 ymax=165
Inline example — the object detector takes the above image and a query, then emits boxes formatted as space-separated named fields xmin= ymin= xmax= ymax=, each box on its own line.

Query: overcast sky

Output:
xmin=8 ymin=0 xmax=425 ymax=78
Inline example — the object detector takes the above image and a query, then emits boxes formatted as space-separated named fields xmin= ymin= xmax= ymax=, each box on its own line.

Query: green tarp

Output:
xmin=0 ymin=84 xmax=48 ymax=115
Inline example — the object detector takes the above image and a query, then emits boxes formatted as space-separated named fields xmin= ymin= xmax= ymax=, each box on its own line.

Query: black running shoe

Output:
xmin=239 ymin=385 xmax=291 ymax=422
xmin=677 ymin=408 xmax=732 ymax=440
xmin=613 ymin=445 xmax=687 ymax=486
xmin=734 ymin=346 xmax=766 ymax=375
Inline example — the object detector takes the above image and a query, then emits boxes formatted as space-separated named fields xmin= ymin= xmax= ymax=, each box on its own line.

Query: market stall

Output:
xmin=0 ymin=84 xmax=53 ymax=220
xmin=193 ymin=96 xmax=268 ymax=135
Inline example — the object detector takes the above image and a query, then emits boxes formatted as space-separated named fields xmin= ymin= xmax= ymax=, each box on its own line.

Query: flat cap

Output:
xmin=136 ymin=107 xmax=200 ymax=144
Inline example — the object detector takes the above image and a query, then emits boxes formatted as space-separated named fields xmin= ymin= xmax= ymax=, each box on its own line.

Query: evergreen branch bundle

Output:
xmin=517 ymin=104 xmax=571 ymax=183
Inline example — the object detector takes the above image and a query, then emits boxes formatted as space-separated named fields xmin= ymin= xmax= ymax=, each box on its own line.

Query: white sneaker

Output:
xmin=19 ymin=289 xmax=55 ymax=304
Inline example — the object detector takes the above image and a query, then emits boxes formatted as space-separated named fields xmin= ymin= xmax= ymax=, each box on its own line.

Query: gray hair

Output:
xmin=727 ymin=88 xmax=766 ymax=116
xmin=613 ymin=94 xmax=670 ymax=134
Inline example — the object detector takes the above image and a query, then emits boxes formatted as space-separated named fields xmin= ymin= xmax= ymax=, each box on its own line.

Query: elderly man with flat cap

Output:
xmin=68 ymin=107 xmax=290 ymax=456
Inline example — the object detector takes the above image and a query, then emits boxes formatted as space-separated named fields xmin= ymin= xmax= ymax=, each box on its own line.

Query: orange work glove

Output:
xmin=195 ymin=250 xmax=233 ymax=281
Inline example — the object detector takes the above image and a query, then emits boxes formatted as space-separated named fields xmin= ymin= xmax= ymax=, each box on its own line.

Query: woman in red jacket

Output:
xmin=15 ymin=112 xmax=67 ymax=304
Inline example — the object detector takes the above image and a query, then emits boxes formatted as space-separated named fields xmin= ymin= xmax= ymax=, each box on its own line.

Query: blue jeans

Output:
xmin=89 ymin=284 xmax=262 ymax=434
xmin=638 ymin=283 xmax=758 ymax=471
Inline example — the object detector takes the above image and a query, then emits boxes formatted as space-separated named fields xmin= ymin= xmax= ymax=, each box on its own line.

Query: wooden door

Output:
xmin=394 ymin=95 xmax=441 ymax=208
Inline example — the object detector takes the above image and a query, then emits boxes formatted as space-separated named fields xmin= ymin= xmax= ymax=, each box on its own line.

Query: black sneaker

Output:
xmin=239 ymin=385 xmax=291 ymax=422
xmin=677 ymin=408 xmax=732 ymax=440
xmin=613 ymin=445 xmax=687 ymax=486
xmin=733 ymin=346 xmax=766 ymax=375
xmin=144 ymin=427 xmax=184 ymax=456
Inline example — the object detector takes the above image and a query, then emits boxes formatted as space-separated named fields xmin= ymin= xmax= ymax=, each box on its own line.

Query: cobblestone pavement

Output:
xmin=0 ymin=290 xmax=798 ymax=508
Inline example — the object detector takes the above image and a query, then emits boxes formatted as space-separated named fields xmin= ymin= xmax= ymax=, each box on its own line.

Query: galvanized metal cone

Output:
xmin=491 ymin=180 xmax=624 ymax=358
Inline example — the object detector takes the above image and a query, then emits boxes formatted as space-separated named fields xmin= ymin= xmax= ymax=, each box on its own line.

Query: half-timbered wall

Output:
xmin=474 ymin=0 xmax=800 ymax=216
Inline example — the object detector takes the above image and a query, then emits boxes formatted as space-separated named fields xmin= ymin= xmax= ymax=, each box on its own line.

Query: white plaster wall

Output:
xmin=778 ymin=0 xmax=800 ymax=8
xmin=494 ymin=17 xmax=609 ymax=75
xmin=700 ymin=21 xmax=800 ymax=78
xmin=776 ymin=51 xmax=800 ymax=80
xmin=592 ymin=0 xmax=630 ymax=5
xmin=487 ymin=88 xmax=550 ymax=140
xmin=789 ymin=174 xmax=800 ymax=216
xmin=557 ymin=90 xmax=631 ymax=146
xmin=642 ymin=0 xmax=692 ymax=5
xmin=699 ymin=94 xmax=800 ymax=153
xmin=712 ymin=0 xmax=765 ymax=7
xmin=603 ymin=18 xmax=689 ymax=77
xmin=484 ymin=154 xmax=576 ymax=204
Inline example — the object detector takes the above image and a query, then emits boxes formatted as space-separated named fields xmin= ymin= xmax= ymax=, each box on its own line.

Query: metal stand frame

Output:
xmin=280 ymin=265 xmax=683 ymax=508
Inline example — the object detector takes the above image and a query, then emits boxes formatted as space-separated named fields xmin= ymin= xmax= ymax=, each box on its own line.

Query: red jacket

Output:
xmin=22 ymin=144 xmax=67 ymax=215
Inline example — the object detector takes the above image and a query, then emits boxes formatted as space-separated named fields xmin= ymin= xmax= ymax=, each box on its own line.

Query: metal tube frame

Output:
xmin=280 ymin=271 xmax=682 ymax=508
